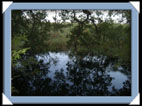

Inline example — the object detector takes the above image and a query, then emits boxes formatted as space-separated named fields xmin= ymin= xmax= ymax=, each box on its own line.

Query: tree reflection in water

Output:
xmin=12 ymin=53 xmax=131 ymax=96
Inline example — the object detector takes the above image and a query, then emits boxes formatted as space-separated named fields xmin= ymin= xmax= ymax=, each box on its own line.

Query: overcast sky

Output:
xmin=45 ymin=10 xmax=127 ymax=24
xmin=24 ymin=10 xmax=127 ymax=24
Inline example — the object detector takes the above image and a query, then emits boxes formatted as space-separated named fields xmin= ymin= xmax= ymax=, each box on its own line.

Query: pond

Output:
xmin=35 ymin=52 xmax=131 ymax=95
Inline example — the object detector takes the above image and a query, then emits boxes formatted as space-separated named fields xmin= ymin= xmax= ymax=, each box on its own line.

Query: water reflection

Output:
xmin=12 ymin=52 xmax=131 ymax=96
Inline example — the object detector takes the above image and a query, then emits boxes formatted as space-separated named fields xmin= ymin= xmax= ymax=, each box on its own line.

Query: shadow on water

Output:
xmin=12 ymin=52 xmax=131 ymax=96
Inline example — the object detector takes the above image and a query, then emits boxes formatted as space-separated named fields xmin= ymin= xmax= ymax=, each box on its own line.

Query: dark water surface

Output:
xmin=35 ymin=52 xmax=131 ymax=96
xmin=12 ymin=51 xmax=131 ymax=96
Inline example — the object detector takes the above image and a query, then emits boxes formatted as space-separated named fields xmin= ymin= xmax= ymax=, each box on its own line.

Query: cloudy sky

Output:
xmin=45 ymin=10 xmax=127 ymax=24
xmin=23 ymin=10 xmax=127 ymax=24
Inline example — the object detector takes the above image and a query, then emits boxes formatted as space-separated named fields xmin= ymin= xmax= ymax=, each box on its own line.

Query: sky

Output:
xmin=23 ymin=10 xmax=127 ymax=24
xmin=45 ymin=10 xmax=127 ymax=24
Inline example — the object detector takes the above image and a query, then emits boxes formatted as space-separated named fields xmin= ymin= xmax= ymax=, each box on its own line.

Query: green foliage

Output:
xmin=98 ymin=23 xmax=131 ymax=67
xmin=12 ymin=34 xmax=28 ymax=50
xmin=12 ymin=48 xmax=30 ymax=61
xmin=67 ymin=21 xmax=131 ymax=69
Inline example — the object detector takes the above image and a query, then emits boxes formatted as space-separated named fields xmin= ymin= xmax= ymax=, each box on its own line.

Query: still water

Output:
xmin=37 ymin=52 xmax=129 ymax=91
